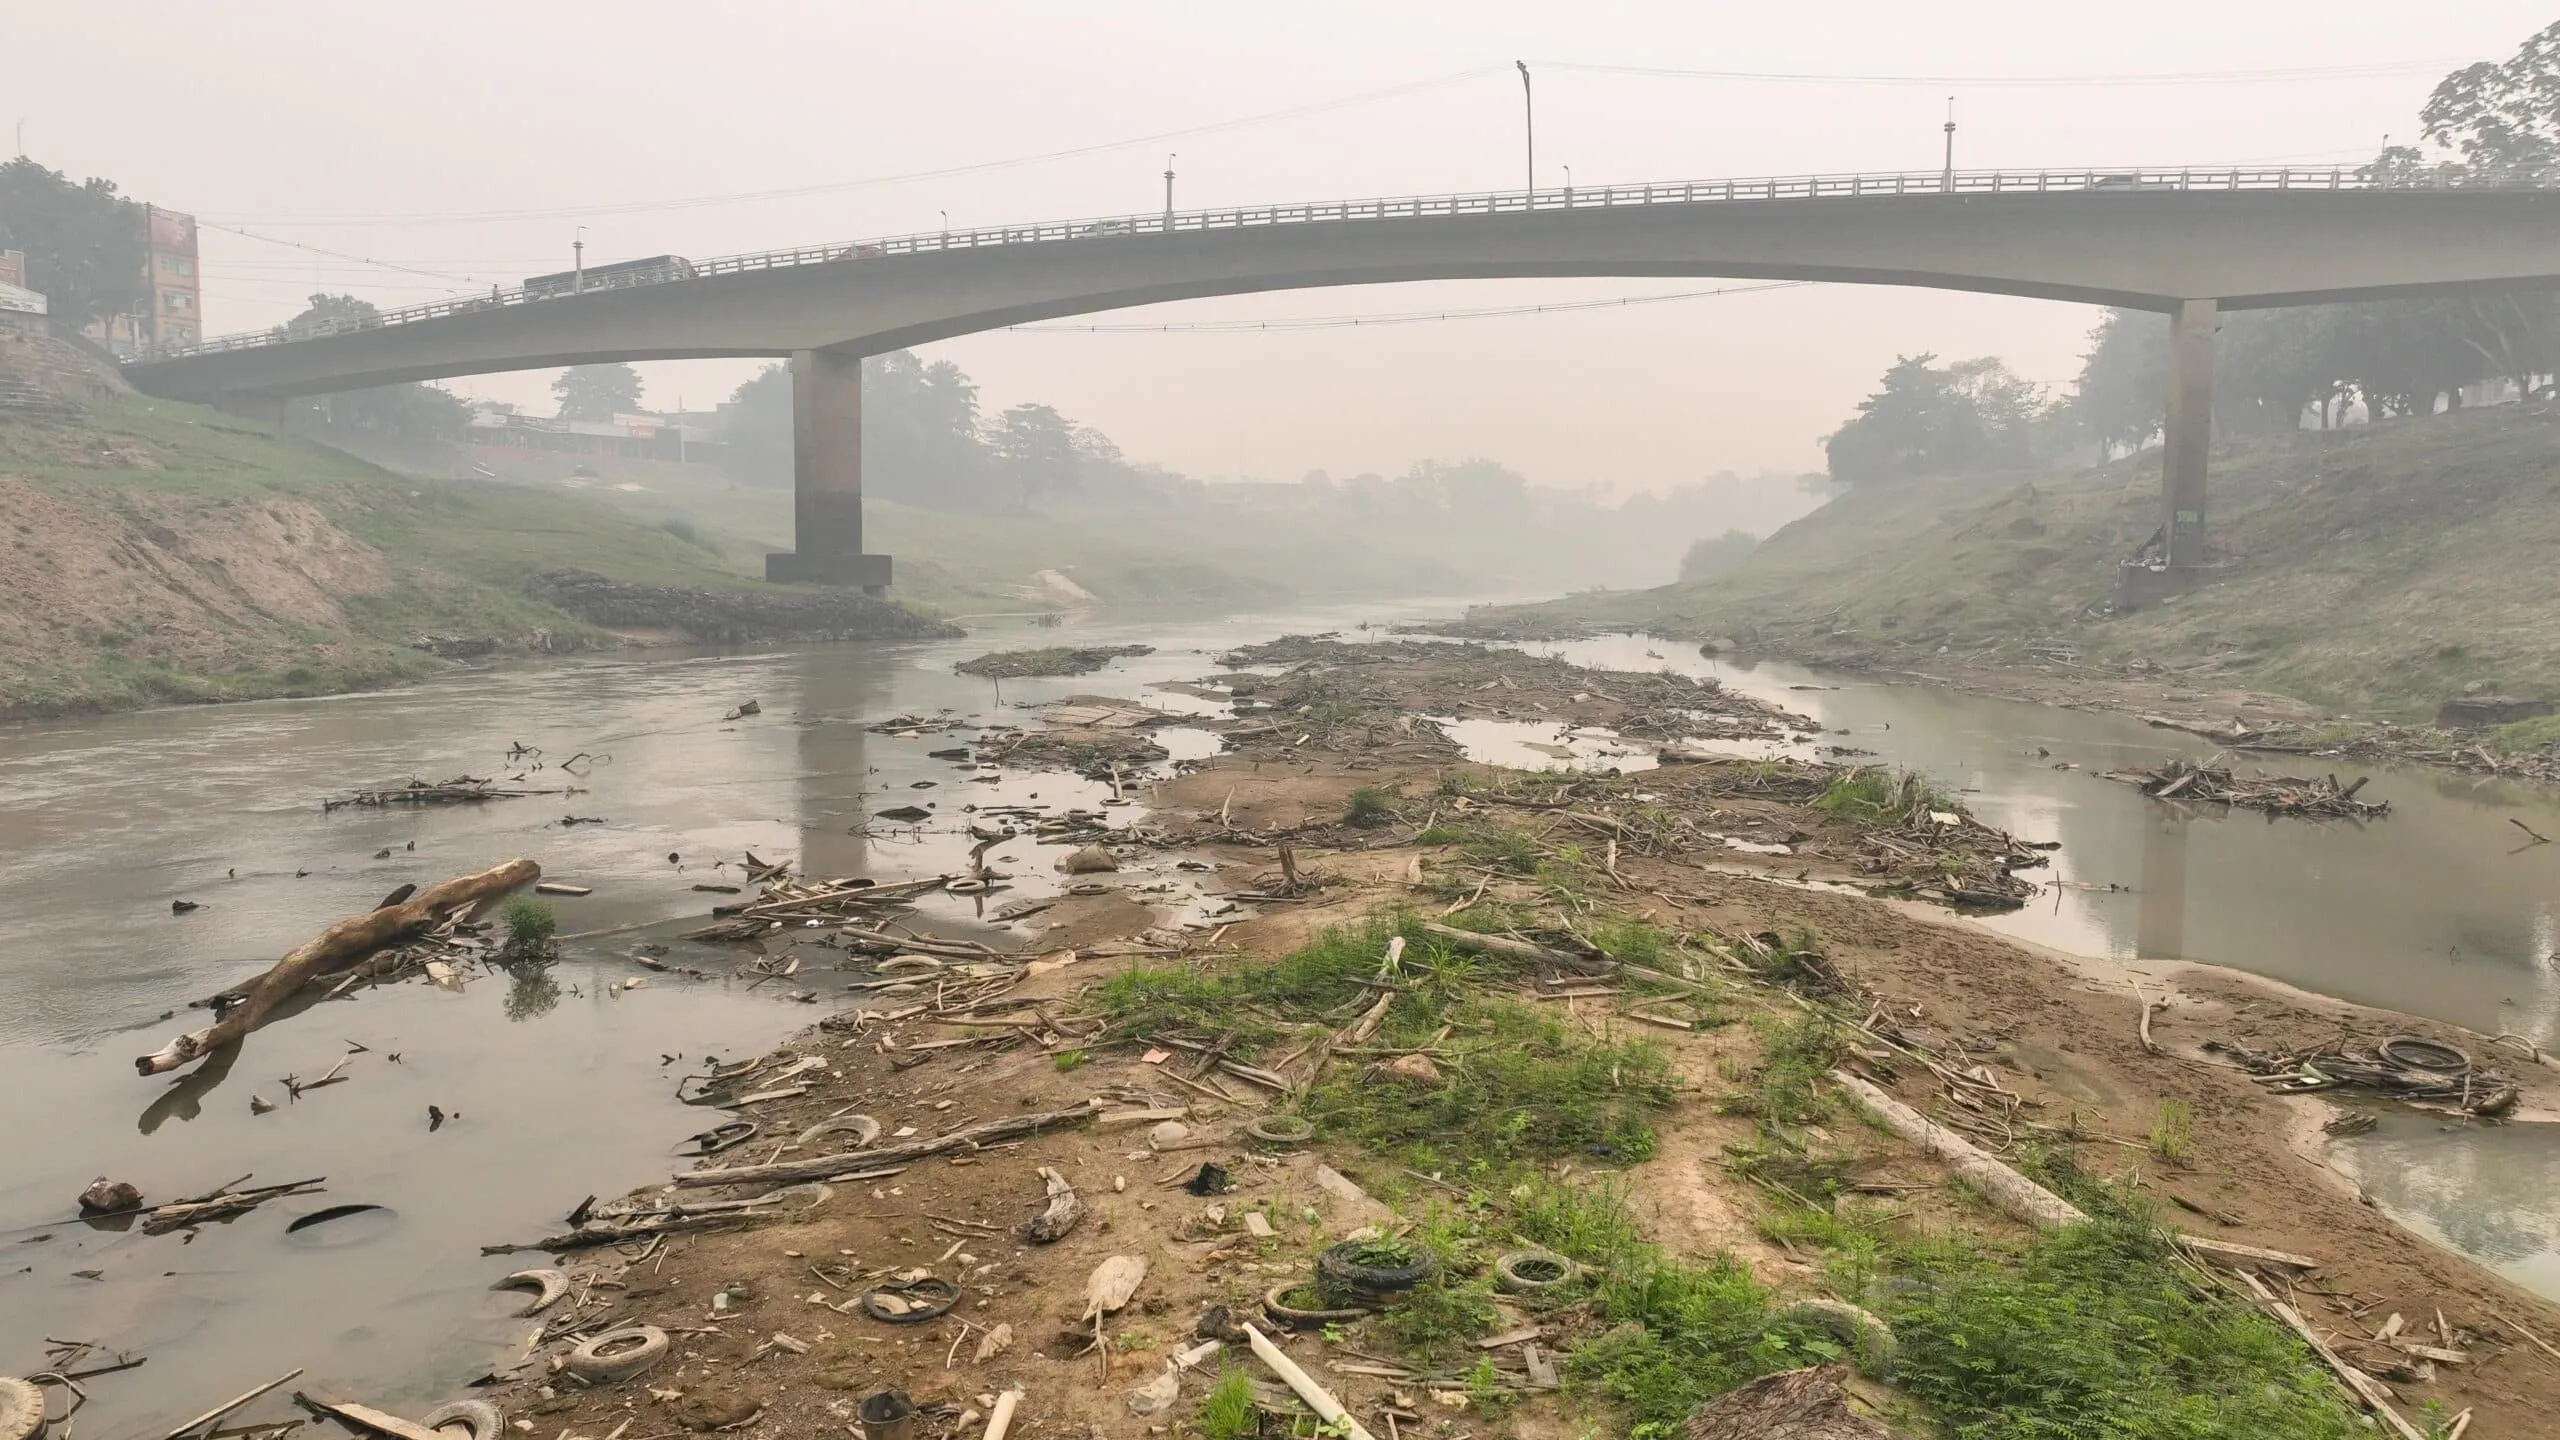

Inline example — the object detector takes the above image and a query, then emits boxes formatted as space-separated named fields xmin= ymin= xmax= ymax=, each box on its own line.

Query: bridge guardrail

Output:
xmin=136 ymin=164 xmax=2552 ymax=362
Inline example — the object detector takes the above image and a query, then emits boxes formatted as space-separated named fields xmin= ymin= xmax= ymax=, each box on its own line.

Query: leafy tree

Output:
xmin=1677 ymin=530 xmax=1757 ymax=582
xmin=1824 ymin=354 xmax=2056 ymax=483
xmin=554 ymin=362 xmax=644 ymax=420
xmin=278 ymin=295 xmax=468 ymax=445
xmin=2419 ymin=21 xmax=2560 ymax=177
xmin=0 ymin=156 xmax=146 ymax=331
xmin=987 ymin=402 xmax=1081 ymax=509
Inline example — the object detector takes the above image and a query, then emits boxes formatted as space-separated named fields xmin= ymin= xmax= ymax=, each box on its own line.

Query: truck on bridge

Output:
xmin=522 ymin=254 xmax=696 ymax=299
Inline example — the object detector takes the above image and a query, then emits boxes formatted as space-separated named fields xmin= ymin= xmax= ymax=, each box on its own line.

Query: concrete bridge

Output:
xmin=124 ymin=165 xmax=2560 ymax=592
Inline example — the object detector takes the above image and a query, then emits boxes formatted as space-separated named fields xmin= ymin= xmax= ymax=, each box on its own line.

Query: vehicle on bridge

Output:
xmin=521 ymin=254 xmax=696 ymax=299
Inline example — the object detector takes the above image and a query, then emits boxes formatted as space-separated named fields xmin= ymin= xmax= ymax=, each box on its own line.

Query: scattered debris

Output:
xmin=957 ymin=645 xmax=1154 ymax=678
xmin=1021 ymin=1166 xmax=1082 ymax=1243
xmin=2104 ymin=759 xmax=2388 ymax=819
xmin=2210 ymin=1035 xmax=2518 ymax=1114
xmin=77 ymin=1178 xmax=141 ymax=1214
xmin=322 ymin=778 xmax=557 ymax=812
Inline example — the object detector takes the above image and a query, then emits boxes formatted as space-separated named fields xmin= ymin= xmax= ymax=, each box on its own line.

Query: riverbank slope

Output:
xmin=1474 ymin=403 xmax=2560 ymax=732
xmin=0 ymin=383 xmax=950 ymax=719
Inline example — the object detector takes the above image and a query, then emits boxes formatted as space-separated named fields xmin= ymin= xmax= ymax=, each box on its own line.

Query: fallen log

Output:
xmin=136 ymin=859 xmax=541 ymax=1075
xmin=673 ymin=1100 xmax=1101 ymax=1188
xmin=1417 ymin=922 xmax=1605 ymax=975
xmin=1830 ymin=1070 xmax=2087 ymax=1231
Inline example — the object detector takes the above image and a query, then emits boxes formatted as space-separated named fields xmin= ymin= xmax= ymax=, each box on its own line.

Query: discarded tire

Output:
xmin=422 ymin=1399 xmax=504 ymax=1440
xmin=490 ymin=1267 xmax=568 ymax=1317
xmin=1493 ymin=1249 xmax=1578 ymax=1294
xmin=1261 ymin=1281 xmax=1372 ymax=1329
xmin=798 ymin=1114 xmax=883 ymax=1150
xmin=1317 ymin=1241 xmax=1439 ymax=1295
xmin=565 ymin=1325 xmax=669 ymax=1383
xmin=1777 ymin=1298 xmax=1898 ymax=1374
xmin=1245 ymin=1115 xmax=1314 ymax=1146
xmin=860 ymin=1277 xmax=962 ymax=1324
xmin=2379 ymin=1035 xmax=2470 ymax=1073
xmin=0 ymin=1378 xmax=43 ymax=1440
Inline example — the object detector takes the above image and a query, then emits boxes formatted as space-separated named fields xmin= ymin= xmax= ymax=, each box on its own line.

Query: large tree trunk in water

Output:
xmin=136 ymin=858 xmax=540 ymax=1075
xmin=1685 ymin=1367 xmax=1901 ymax=1439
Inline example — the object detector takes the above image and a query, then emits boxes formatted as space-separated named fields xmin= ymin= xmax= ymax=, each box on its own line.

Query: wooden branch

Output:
xmin=1418 ymin=922 xmax=1591 ymax=971
xmin=1830 ymin=1070 xmax=2087 ymax=1231
xmin=673 ymin=1101 xmax=1100 ymax=1188
xmin=137 ymin=859 xmax=540 ymax=1076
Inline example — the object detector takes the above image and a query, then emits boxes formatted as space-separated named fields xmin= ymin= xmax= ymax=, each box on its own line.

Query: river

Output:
xmin=3 ymin=600 xmax=2556 ymax=1431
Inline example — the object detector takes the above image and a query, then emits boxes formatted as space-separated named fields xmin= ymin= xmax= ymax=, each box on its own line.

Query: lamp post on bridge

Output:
xmin=1941 ymin=97 xmax=1956 ymax=193
xmin=1164 ymin=154 xmax=1176 ymax=231
xmin=1563 ymin=164 xmax=1573 ymax=203
xmin=573 ymin=226 xmax=586 ymax=294
xmin=1515 ymin=61 xmax=1535 ymax=201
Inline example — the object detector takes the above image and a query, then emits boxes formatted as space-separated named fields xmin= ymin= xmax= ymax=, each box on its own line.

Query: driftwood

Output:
xmin=1683 ymin=1366 xmax=1900 ymax=1439
xmin=322 ymin=777 xmax=556 ymax=811
xmin=1417 ymin=922 xmax=1606 ymax=975
xmin=136 ymin=859 xmax=541 ymax=1075
xmin=1022 ymin=1166 xmax=1082 ymax=1243
xmin=1830 ymin=1070 xmax=2087 ymax=1230
xmin=2103 ymin=759 xmax=2387 ymax=819
xmin=673 ymin=1101 xmax=1101 ymax=1188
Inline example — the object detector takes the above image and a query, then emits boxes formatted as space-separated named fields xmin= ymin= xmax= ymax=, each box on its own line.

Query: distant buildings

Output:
xmin=0 ymin=251 xmax=47 ymax=334
xmin=464 ymin=401 xmax=724 ymax=465
xmin=86 ymin=205 xmax=202 ymax=354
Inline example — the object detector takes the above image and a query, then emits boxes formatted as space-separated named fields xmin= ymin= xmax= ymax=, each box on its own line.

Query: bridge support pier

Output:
xmin=765 ymin=347 xmax=892 ymax=593
xmin=2119 ymin=297 xmax=2218 ymax=607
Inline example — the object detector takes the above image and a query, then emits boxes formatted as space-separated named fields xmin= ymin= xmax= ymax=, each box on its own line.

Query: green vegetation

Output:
xmin=1198 ymin=1367 xmax=1258 ymax=1440
xmin=2492 ymin=713 xmax=2560 ymax=754
xmin=2148 ymin=1098 xmax=2194 ymax=1161
xmin=954 ymin=644 xmax=1152 ymax=678
xmin=501 ymin=896 xmax=557 ymax=950
xmin=1052 ymin=1048 xmax=1086 ymax=1072
xmin=1343 ymin=785 xmax=1398 ymax=828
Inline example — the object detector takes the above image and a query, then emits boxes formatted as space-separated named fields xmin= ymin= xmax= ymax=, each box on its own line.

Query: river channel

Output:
xmin=4 ymin=600 xmax=2557 ymax=1431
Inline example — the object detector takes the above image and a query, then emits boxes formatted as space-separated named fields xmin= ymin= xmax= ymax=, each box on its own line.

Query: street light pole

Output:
xmin=573 ymin=226 xmax=586 ymax=293
xmin=1515 ymin=61 xmax=1534 ymax=200
xmin=1941 ymin=97 xmax=1956 ymax=193
xmin=1563 ymin=163 xmax=1573 ymax=202
xmin=1164 ymin=153 xmax=1176 ymax=230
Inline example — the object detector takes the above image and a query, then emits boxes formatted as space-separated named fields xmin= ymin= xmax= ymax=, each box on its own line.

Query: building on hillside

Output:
xmin=84 ymin=205 xmax=202 ymax=355
xmin=463 ymin=406 xmax=725 ymax=466
xmin=0 ymin=251 xmax=46 ymax=335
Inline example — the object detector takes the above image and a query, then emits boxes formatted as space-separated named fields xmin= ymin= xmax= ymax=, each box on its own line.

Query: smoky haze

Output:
xmin=15 ymin=1 xmax=2552 ymax=494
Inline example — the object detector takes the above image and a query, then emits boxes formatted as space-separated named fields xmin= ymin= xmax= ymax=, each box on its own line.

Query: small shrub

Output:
xmin=501 ymin=895 xmax=557 ymax=950
xmin=659 ymin=515 xmax=715 ymax=550
xmin=1413 ymin=824 xmax=1463 ymax=845
xmin=1053 ymin=1049 xmax=1086 ymax=1072
xmin=1344 ymin=785 xmax=1397 ymax=827
xmin=2149 ymin=1098 xmax=2194 ymax=1161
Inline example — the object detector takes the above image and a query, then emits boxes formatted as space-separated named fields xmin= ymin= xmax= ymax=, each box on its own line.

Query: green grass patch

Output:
xmin=1198 ymin=1367 xmax=1257 ymax=1440
xmin=501 ymin=895 xmax=557 ymax=950
xmin=2492 ymin=713 xmax=2560 ymax=754
xmin=1344 ymin=785 xmax=1398 ymax=827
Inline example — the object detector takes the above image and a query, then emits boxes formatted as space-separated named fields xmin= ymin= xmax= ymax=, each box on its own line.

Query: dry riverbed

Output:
xmin=59 ymin=638 xmax=2560 ymax=1440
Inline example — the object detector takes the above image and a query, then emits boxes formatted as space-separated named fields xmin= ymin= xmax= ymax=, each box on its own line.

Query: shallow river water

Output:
xmin=4 ymin=602 xmax=2559 ymax=1431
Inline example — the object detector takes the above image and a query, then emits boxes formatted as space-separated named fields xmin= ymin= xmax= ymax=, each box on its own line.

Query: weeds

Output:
xmin=1812 ymin=766 xmax=1955 ymax=825
xmin=1344 ymin=786 xmax=1397 ymax=827
xmin=1723 ymin=1012 xmax=1844 ymax=1124
xmin=1053 ymin=1048 xmax=1087 ymax=1072
xmin=2148 ymin=1098 xmax=2193 ymax=1161
xmin=1463 ymin=826 xmax=1544 ymax=875
xmin=1198 ymin=1368 xmax=1258 ymax=1440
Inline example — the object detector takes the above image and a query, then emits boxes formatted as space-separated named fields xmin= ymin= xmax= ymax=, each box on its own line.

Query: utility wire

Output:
xmin=204 ymin=67 xmax=1504 ymax=227
xmin=195 ymin=218 xmax=486 ymax=284
xmin=1536 ymin=57 xmax=2464 ymax=87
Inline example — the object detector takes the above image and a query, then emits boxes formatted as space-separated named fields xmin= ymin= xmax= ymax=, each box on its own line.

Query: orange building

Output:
xmin=87 ymin=205 xmax=201 ymax=353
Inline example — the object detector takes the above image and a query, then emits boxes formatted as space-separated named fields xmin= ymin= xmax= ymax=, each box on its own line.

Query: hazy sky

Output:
xmin=17 ymin=3 xmax=2554 ymax=492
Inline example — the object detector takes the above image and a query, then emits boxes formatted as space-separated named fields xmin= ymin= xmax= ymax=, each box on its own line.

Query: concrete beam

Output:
xmin=765 ymin=348 xmax=893 ymax=592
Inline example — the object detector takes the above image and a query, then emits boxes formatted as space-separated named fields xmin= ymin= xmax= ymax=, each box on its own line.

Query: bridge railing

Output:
xmin=137 ymin=163 xmax=2551 ymax=362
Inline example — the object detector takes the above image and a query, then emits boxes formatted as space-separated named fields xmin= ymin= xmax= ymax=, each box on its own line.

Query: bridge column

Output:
xmin=765 ymin=347 xmax=892 ymax=592
xmin=2160 ymin=297 xmax=2217 ymax=568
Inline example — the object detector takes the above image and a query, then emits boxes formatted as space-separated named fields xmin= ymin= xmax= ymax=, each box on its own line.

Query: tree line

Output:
xmin=1825 ymin=22 xmax=2560 ymax=485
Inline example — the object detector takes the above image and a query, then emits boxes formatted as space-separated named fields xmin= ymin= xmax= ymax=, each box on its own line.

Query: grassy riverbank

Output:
xmin=0 ymin=395 xmax=940 ymax=717
xmin=1480 ymin=404 xmax=2560 ymax=722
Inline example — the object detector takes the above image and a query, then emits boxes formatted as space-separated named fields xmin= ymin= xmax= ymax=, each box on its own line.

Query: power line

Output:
xmin=1537 ymin=56 xmax=2464 ymax=88
xmin=1009 ymin=281 xmax=1810 ymax=333
xmin=197 ymin=218 xmax=486 ymax=283
xmin=203 ymin=67 xmax=1504 ymax=228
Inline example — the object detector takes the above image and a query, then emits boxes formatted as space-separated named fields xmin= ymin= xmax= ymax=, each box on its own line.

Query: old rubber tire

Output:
xmin=2379 ymin=1035 xmax=2470 ymax=1073
xmin=1317 ymin=1240 xmax=1438 ymax=1294
xmin=422 ymin=1399 xmax=504 ymax=1440
xmin=1261 ymin=1281 xmax=1372 ymax=1329
xmin=1778 ymin=1298 xmax=1898 ymax=1375
xmin=491 ymin=1267 xmax=567 ymax=1317
xmin=0 ymin=1378 xmax=43 ymax=1440
xmin=1246 ymin=1115 xmax=1314 ymax=1146
xmin=565 ymin=1325 xmax=669 ymax=1383
xmin=1493 ymin=1249 xmax=1577 ymax=1294
xmin=860 ymin=1277 xmax=961 ymax=1323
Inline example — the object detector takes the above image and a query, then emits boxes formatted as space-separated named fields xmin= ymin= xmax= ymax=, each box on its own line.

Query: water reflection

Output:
xmin=2333 ymin=1113 xmax=2560 ymax=1299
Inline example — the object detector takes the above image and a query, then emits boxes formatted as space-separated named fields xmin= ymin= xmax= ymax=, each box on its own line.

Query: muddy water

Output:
xmin=8 ymin=604 xmax=2560 ymax=1429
